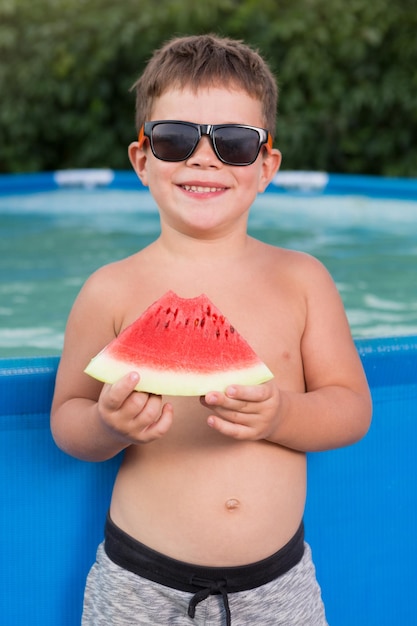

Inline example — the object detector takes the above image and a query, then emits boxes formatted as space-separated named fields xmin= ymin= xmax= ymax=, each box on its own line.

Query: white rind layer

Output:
xmin=84 ymin=354 xmax=274 ymax=396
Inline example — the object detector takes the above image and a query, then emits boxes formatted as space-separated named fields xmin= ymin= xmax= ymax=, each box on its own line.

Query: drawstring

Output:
xmin=187 ymin=579 xmax=231 ymax=626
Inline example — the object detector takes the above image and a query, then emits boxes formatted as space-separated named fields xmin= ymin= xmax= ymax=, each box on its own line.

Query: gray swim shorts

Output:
xmin=82 ymin=519 xmax=327 ymax=625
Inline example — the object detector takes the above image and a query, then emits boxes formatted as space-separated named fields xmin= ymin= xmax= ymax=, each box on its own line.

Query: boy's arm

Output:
xmin=202 ymin=256 xmax=372 ymax=452
xmin=50 ymin=270 xmax=173 ymax=462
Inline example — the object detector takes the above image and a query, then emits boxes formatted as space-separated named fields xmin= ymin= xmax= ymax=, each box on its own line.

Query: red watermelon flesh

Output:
xmin=84 ymin=291 xmax=273 ymax=396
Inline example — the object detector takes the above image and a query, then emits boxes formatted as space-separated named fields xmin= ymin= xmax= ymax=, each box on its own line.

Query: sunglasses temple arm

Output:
xmin=138 ymin=125 xmax=146 ymax=148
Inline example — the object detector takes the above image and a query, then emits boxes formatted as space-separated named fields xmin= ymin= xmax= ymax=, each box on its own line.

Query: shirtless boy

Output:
xmin=51 ymin=34 xmax=372 ymax=625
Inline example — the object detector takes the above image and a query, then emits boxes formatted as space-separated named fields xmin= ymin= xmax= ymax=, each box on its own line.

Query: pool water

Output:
xmin=1 ymin=187 xmax=417 ymax=356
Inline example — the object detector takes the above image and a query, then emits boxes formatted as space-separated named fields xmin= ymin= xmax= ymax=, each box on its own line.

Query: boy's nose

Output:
xmin=186 ymin=136 xmax=221 ymax=167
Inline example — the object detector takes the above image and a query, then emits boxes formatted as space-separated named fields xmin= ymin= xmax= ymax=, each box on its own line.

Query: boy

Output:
xmin=51 ymin=34 xmax=372 ymax=625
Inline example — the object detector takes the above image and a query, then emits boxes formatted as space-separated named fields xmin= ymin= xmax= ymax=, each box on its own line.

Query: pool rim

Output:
xmin=0 ymin=169 xmax=416 ymax=200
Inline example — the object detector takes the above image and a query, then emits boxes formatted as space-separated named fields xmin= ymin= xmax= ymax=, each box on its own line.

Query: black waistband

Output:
xmin=104 ymin=513 xmax=304 ymax=594
xmin=105 ymin=514 xmax=304 ymax=625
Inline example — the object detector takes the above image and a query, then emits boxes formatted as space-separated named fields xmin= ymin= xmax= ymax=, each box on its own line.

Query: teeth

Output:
xmin=183 ymin=185 xmax=224 ymax=193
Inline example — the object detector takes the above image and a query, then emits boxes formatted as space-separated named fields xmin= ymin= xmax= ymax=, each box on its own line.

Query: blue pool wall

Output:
xmin=1 ymin=337 xmax=417 ymax=626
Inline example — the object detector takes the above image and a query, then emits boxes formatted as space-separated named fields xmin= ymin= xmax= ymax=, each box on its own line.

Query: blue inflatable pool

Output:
xmin=1 ymin=336 xmax=416 ymax=625
xmin=1 ymin=170 xmax=417 ymax=625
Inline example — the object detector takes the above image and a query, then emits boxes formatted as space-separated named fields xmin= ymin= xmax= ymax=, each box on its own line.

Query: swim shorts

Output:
xmin=82 ymin=515 xmax=327 ymax=625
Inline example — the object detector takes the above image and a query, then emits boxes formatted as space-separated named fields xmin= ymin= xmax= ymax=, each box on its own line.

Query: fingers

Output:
xmin=207 ymin=414 xmax=252 ymax=440
xmin=201 ymin=381 xmax=279 ymax=441
xmin=202 ymin=383 xmax=270 ymax=416
xmin=98 ymin=372 xmax=173 ymax=444
xmin=140 ymin=401 xmax=174 ymax=441
xmin=101 ymin=372 xmax=141 ymax=411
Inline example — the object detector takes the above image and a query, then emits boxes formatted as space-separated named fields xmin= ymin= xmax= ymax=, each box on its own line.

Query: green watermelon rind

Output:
xmin=84 ymin=353 xmax=273 ymax=396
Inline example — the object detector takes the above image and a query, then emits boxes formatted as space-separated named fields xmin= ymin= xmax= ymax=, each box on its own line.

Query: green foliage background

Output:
xmin=1 ymin=0 xmax=416 ymax=175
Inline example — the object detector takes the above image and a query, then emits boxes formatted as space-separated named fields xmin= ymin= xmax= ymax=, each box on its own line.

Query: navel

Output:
xmin=225 ymin=498 xmax=241 ymax=511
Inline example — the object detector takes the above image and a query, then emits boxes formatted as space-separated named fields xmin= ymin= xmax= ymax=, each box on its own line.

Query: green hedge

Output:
xmin=1 ymin=0 xmax=416 ymax=176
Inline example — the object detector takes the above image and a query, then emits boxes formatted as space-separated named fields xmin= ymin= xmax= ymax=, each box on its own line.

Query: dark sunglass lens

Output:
xmin=151 ymin=123 xmax=198 ymax=161
xmin=215 ymin=127 xmax=260 ymax=164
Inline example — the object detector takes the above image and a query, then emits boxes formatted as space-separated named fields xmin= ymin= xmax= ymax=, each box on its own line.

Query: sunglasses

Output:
xmin=138 ymin=121 xmax=273 ymax=166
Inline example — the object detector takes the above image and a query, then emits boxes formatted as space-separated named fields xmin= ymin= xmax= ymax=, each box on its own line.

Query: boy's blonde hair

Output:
xmin=131 ymin=34 xmax=278 ymax=138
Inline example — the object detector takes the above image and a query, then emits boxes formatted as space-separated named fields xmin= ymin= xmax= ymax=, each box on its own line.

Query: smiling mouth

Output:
xmin=181 ymin=185 xmax=227 ymax=193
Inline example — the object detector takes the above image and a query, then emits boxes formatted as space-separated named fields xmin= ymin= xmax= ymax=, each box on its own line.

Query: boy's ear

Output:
xmin=128 ymin=141 xmax=149 ymax=187
xmin=258 ymin=148 xmax=282 ymax=193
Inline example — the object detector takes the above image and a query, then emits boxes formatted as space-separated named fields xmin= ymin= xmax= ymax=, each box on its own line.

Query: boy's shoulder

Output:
xmin=256 ymin=239 xmax=329 ymax=274
xmin=76 ymin=250 xmax=149 ymax=311
xmin=87 ymin=247 xmax=150 ymax=284
xmin=255 ymin=240 xmax=337 ymax=298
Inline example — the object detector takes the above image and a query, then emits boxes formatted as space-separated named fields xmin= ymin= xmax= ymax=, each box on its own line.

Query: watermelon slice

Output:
xmin=84 ymin=291 xmax=273 ymax=396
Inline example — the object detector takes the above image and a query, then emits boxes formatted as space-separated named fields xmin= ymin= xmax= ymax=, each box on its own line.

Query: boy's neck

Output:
xmin=156 ymin=226 xmax=252 ymax=262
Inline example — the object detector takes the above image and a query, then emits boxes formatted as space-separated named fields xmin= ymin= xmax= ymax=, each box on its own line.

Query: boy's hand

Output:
xmin=97 ymin=372 xmax=173 ymax=444
xmin=201 ymin=380 xmax=281 ymax=441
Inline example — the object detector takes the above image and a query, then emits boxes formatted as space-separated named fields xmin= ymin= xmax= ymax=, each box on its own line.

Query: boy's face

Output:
xmin=129 ymin=86 xmax=281 ymax=238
